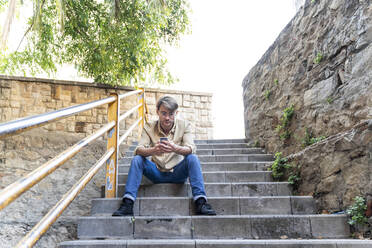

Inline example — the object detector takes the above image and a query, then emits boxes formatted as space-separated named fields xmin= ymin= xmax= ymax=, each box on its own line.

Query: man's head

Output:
xmin=156 ymin=96 xmax=178 ymax=132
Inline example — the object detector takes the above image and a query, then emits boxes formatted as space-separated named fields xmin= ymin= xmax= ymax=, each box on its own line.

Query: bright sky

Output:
xmin=166 ymin=0 xmax=297 ymax=138
xmin=1 ymin=0 xmax=298 ymax=139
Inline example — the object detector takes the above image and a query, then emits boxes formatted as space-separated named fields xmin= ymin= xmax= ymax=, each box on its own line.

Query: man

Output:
xmin=112 ymin=95 xmax=216 ymax=216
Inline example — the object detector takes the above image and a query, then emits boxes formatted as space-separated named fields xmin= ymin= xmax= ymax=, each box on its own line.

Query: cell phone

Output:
xmin=160 ymin=137 xmax=168 ymax=142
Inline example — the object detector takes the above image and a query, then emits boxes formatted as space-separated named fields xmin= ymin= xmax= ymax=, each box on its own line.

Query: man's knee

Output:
xmin=185 ymin=154 xmax=199 ymax=164
xmin=131 ymin=155 xmax=144 ymax=167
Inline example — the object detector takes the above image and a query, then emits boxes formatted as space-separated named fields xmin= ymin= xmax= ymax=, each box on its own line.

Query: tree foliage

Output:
xmin=0 ymin=0 xmax=190 ymax=86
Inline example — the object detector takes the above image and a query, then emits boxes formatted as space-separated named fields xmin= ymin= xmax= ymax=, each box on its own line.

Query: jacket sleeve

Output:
xmin=133 ymin=127 xmax=151 ymax=155
xmin=181 ymin=121 xmax=197 ymax=154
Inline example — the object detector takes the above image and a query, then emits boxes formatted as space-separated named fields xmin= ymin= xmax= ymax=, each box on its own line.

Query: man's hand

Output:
xmin=160 ymin=140 xmax=191 ymax=156
xmin=136 ymin=141 xmax=192 ymax=157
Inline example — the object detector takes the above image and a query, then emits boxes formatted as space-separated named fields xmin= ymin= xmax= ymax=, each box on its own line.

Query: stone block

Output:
xmin=183 ymin=94 xmax=190 ymax=101
xmin=291 ymin=196 xmax=316 ymax=214
xmin=310 ymin=215 xmax=350 ymax=238
xmin=191 ymin=95 xmax=201 ymax=102
xmin=276 ymin=183 xmax=291 ymax=196
xmin=134 ymin=216 xmax=192 ymax=239
xmin=139 ymin=197 xmax=189 ymax=216
xmin=0 ymin=88 xmax=10 ymax=99
xmin=196 ymin=240 xmax=266 ymax=248
xmin=232 ymin=183 xmax=277 ymax=197
xmin=128 ymin=240 xmax=195 ymax=248
xmin=192 ymin=216 xmax=251 ymax=239
xmin=251 ymin=216 xmax=293 ymax=239
xmin=292 ymin=215 xmax=312 ymax=238
xmin=336 ymin=241 xmax=372 ymax=248
xmin=203 ymin=183 xmax=232 ymax=197
xmin=225 ymin=171 xmax=269 ymax=182
xmin=201 ymin=96 xmax=208 ymax=102
xmin=203 ymin=172 xmax=225 ymax=182
xmin=78 ymin=217 xmax=133 ymax=239
xmin=192 ymin=197 xmax=239 ymax=215
xmin=0 ymin=100 xmax=10 ymax=107
xmin=183 ymin=100 xmax=192 ymax=107
xmin=142 ymin=184 xmax=188 ymax=197
xmin=91 ymin=199 xmax=140 ymax=215
xmin=240 ymin=197 xmax=291 ymax=215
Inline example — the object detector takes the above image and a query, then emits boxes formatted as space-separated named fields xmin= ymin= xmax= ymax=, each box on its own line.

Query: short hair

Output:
xmin=156 ymin=96 xmax=178 ymax=112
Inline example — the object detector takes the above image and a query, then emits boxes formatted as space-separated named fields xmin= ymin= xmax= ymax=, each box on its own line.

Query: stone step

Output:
xmin=118 ymin=162 xmax=270 ymax=173
xmin=194 ymin=139 xmax=248 ymax=144
xmin=76 ymin=215 xmax=350 ymax=239
xmin=91 ymin=196 xmax=316 ymax=216
xmin=127 ymin=143 xmax=254 ymax=151
xmin=125 ymin=148 xmax=266 ymax=156
xmin=119 ymin=154 xmax=274 ymax=164
xmin=60 ymin=239 xmax=372 ymax=248
xmin=117 ymin=171 xmax=273 ymax=184
xmin=105 ymin=182 xmax=291 ymax=198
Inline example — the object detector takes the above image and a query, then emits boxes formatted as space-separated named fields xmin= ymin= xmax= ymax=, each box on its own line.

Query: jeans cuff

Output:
xmin=193 ymin=195 xmax=207 ymax=202
xmin=123 ymin=194 xmax=135 ymax=202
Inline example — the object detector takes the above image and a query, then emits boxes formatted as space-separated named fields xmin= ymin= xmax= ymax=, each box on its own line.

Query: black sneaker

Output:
xmin=112 ymin=198 xmax=134 ymax=216
xmin=195 ymin=198 xmax=216 ymax=215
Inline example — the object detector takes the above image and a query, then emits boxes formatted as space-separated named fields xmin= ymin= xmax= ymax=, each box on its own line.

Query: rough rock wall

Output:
xmin=242 ymin=0 xmax=371 ymax=211
xmin=288 ymin=120 xmax=372 ymax=212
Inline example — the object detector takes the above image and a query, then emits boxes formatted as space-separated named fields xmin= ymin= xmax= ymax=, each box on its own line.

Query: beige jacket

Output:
xmin=134 ymin=118 xmax=196 ymax=172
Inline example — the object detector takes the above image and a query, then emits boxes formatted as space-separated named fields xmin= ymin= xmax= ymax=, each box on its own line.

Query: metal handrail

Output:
xmin=16 ymin=147 xmax=115 ymax=248
xmin=0 ymin=121 xmax=115 ymax=211
xmin=119 ymin=117 xmax=143 ymax=146
xmin=119 ymin=103 xmax=142 ymax=123
xmin=119 ymin=89 xmax=142 ymax=100
xmin=0 ymin=96 xmax=116 ymax=138
xmin=0 ymin=87 xmax=146 ymax=247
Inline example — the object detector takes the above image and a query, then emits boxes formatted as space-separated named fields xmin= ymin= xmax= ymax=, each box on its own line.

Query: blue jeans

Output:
xmin=123 ymin=154 xmax=207 ymax=202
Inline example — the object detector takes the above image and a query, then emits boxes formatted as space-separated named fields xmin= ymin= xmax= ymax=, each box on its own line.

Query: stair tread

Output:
xmin=60 ymin=239 xmax=372 ymax=248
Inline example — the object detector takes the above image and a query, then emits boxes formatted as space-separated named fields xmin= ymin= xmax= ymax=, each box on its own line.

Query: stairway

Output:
xmin=59 ymin=139 xmax=372 ymax=247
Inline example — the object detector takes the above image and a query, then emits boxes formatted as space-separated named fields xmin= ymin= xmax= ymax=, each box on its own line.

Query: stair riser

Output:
xmin=194 ymin=139 xmax=247 ymax=144
xmin=107 ymin=183 xmax=291 ymax=198
xmin=118 ymin=162 xmax=270 ymax=173
xmin=91 ymin=197 xmax=316 ymax=216
xmin=117 ymin=172 xmax=272 ymax=184
xmin=128 ymin=143 xmax=255 ymax=151
xmin=77 ymin=215 xmax=350 ymax=240
xmin=60 ymin=240 xmax=372 ymax=248
xmin=125 ymin=148 xmax=266 ymax=157
xmin=120 ymin=155 xmax=274 ymax=164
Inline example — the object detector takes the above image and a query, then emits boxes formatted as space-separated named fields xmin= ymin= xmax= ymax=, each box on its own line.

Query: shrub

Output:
xmin=346 ymin=196 xmax=368 ymax=226
xmin=276 ymin=105 xmax=294 ymax=141
xmin=269 ymin=152 xmax=290 ymax=180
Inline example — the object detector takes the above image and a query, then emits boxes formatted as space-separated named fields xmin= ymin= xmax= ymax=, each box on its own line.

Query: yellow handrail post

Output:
xmin=137 ymin=88 xmax=145 ymax=139
xmin=105 ymin=93 xmax=120 ymax=198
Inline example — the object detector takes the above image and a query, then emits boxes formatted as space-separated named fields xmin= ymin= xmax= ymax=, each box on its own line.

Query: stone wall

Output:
xmin=0 ymin=75 xmax=213 ymax=141
xmin=288 ymin=120 xmax=372 ymax=213
xmin=242 ymin=0 xmax=371 ymax=211
xmin=0 ymin=76 xmax=213 ymax=247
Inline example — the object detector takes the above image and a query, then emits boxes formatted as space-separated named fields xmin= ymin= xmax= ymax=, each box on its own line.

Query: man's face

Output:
xmin=157 ymin=104 xmax=176 ymax=132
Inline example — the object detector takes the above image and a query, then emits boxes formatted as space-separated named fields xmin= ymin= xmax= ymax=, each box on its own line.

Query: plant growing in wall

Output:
xmin=326 ymin=97 xmax=334 ymax=104
xmin=268 ymin=152 xmax=290 ymax=180
xmin=288 ymin=163 xmax=301 ymax=192
xmin=301 ymin=128 xmax=326 ymax=147
xmin=313 ymin=52 xmax=323 ymax=64
xmin=275 ymin=105 xmax=294 ymax=141
xmin=264 ymin=90 xmax=271 ymax=100
xmin=346 ymin=196 xmax=368 ymax=227
xmin=268 ymin=152 xmax=301 ymax=191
